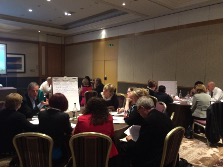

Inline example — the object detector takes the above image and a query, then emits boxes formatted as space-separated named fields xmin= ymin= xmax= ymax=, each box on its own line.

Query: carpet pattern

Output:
xmin=0 ymin=136 xmax=222 ymax=167
xmin=179 ymin=136 xmax=223 ymax=167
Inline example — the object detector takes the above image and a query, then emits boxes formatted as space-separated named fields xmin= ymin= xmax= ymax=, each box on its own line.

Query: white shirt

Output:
xmin=40 ymin=81 xmax=52 ymax=94
xmin=210 ymin=87 xmax=223 ymax=102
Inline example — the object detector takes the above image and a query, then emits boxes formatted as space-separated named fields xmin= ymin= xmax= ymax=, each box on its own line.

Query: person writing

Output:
xmin=120 ymin=96 xmax=173 ymax=166
xmin=101 ymin=83 xmax=119 ymax=111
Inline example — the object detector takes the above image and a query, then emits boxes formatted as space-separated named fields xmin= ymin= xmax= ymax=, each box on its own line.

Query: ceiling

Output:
xmin=0 ymin=0 xmax=222 ymax=36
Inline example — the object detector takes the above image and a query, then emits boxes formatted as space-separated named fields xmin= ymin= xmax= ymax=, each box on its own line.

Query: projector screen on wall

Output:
xmin=0 ymin=43 xmax=7 ymax=74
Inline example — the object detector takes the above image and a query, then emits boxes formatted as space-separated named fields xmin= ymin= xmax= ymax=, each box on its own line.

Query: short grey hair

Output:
xmin=27 ymin=82 xmax=39 ymax=90
xmin=136 ymin=96 xmax=155 ymax=109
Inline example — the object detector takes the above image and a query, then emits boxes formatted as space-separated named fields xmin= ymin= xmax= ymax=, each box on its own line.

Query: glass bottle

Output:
xmin=179 ymin=90 xmax=182 ymax=99
xmin=72 ymin=103 xmax=78 ymax=119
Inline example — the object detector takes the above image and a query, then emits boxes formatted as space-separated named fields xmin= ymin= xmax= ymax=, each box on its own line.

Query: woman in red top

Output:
xmin=79 ymin=78 xmax=92 ymax=106
xmin=73 ymin=97 xmax=118 ymax=160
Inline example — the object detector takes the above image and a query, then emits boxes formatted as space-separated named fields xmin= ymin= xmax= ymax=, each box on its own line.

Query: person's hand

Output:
xmin=117 ymin=107 xmax=125 ymax=113
xmin=126 ymin=135 xmax=133 ymax=141
xmin=41 ymin=99 xmax=49 ymax=106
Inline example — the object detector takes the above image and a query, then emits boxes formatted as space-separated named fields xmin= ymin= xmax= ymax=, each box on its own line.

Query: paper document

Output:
xmin=113 ymin=116 xmax=125 ymax=123
xmin=110 ymin=111 xmax=125 ymax=116
xmin=124 ymin=125 xmax=141 ymax=142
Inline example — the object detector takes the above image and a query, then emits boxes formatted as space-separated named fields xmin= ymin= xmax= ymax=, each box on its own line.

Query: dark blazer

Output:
xmin=94 ymin=83 xmax=104 ymax=98
xmin=126 ymin=109 xmax=173 ymax=166
xmin=0 ymin=109 xmax=37 ymax=154
xmin=18 ymin=93 xmax=41 ymax=118
xmin=124 ymin=104 xmax=144 ymax=126
xmin=105 ymin=94 xmax=119 ymax=110
xmin=155 ymin=92 xmax=173 ymax=106
xmin=38 ymin=108 xmax=72 ymax=147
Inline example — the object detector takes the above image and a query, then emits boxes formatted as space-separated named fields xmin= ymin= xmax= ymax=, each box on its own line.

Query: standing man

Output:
xmin=18 ymin=82 xmax=47 ymax=118
xmin=40 ymin=77 xmax=52 ymax=98
xmin=207 ymin=81 xmax=223 ymax=102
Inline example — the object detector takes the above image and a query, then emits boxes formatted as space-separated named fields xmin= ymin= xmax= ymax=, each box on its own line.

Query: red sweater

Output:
xmin=73 ymin=114 xmax=118 ymax=158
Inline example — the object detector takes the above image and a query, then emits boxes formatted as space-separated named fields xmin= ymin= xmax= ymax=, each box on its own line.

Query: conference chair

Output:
xmin=156 ymin=101 xmax=167 ymax=113
xmin=116 ymin=93 xmax=126 ymax=108
xmin=160 ymin=126 xmax=185 ymax=167
xmin=193 ymin=101 xmax=223 ymax=145
xmin=13 ymin=132 xmax=53 ymax=167
xmin=0 ymin=101 xmax=5 ymax=110
xmin=84 ymin=90 xmax=98 ymax=105
xmin=69 ymin=132 xmax=112 ymax=167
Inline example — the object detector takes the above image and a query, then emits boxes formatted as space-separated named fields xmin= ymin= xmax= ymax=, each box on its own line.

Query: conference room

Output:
xmin=0 ymin=0 xmax=223 ymax=167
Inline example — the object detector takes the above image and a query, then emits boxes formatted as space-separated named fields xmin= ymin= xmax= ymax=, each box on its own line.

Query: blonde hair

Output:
xmin=131 ymin=88 xmax=149 ymax=98
xmin=5 ymin=93 xmax=23 ymax=110
xmin=103 ymin=83 xmax=116 ymax=95
xmin=196 ymin=84 xmax=207 ymax=93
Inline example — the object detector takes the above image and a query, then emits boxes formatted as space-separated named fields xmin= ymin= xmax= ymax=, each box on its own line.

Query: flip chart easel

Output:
xmin=52 ymin=77 xmax=80 ymax=111
xmin=158 ymin=81 xmax=177 ymax=96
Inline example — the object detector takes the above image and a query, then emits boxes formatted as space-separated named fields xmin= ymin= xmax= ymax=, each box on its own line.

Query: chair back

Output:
xmin=117 ymin=93 xmax=126 ymax=108
xmin=148 ymin=95 xmax=158 ymax=107
xmin=0 ymin=101 xmax=5 ymax=110
xmin=13 ymin=132 xmax=53 ymax=167
xmin=160 ymin=126 xmax=185 ymax=167
xmin=156 ymin=101 xmax=167 ymax=113
xmin=84 ymin=90 xmax=98 ymax=104
xmin=69 ymin=132 xmax=112 ymax=167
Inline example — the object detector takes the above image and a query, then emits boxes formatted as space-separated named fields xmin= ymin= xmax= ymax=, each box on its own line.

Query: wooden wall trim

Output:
xmin=66 ymin=18 xmax=223 ymax=46
xmin=0 ymin=37 xmax=38 ymax=44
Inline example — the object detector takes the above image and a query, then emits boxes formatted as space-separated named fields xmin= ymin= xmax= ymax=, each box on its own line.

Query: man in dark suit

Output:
xmin=0 ymin=93 xmax=37 ymax=155
xmin=18 ymin=82 xmax=47 ymax=118
xmin=125 ymin=96 xmax=173 ymax=166
xmin=155 ymin=85 xmax=174 ymax=106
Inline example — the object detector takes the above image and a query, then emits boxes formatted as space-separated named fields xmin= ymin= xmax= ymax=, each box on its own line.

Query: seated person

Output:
xmin=187 ymin=84 xmax=211 ymax=138
xmin=191 ymin=84 xmax=211 ymax=120
xmin=117 ymin=86 xmax=136 ymax=113
xmin=38 ymin=93 xmax=72 ymax=166
xmin=101 ymin=83 xmax=119 ymax=111
xmin=207 ymin=81 xmax=223 ymax=102
xmin=39 ymin=77 xmax=52 ymax=98
xmin=18 ymin=82 xmax=48 ymax=118
xmin=124 ymin=88 xmax=149 ymax=126
xmin=93 ymin=78 xmax=104 ymax=98
xmin=154 ymin=85 xmax=173 ymax=106
xmin=73 ymin=97 xmax=118 ymax=166
xmin=189 ymin=81 xmax=203 ymax=96
xmin=0 ymin=93 xmax=37 ymax=155
xmin=79 ymin=78 xmax=93 ymax=106
xmin=120 ymin=96 xmax=173 ymax=166
xmin=147 ymin=80 xmax=157 ymax=96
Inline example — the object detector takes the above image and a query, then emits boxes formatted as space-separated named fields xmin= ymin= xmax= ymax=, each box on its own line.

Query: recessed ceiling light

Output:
xmin=28 ymin=9 xmax=33 ymax=12
xmin=38 ymin=30 xmax=40 ymax=33
xmin=47 ymin=0 xmax=51 ymax=1
xmin=64 ymin=12 xmax=71 ymax=16
xmin=122 ymin=2 xmax=126 ymax=6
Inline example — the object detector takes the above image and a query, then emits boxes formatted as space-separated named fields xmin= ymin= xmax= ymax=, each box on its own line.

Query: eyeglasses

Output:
xmin=137 ymin=106 xmax=143 ymax=111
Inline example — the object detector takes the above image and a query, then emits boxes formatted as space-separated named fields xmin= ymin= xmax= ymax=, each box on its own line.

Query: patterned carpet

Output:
xmin=179 ymin=135 xmax=223 ymax=167
xmin=0 ymin=136 xmax=222 ymax=167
